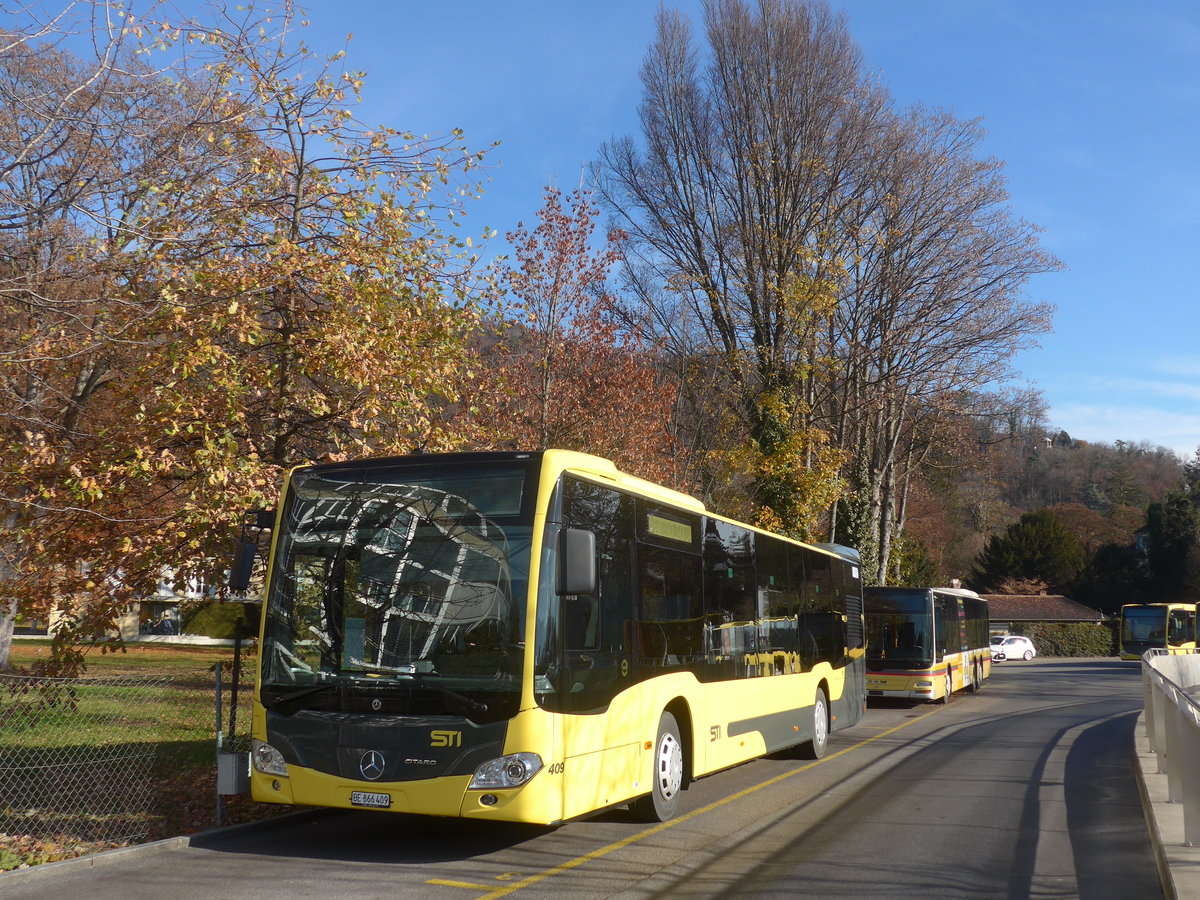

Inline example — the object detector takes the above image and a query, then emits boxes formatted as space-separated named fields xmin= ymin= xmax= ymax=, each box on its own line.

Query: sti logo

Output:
xmin=430 ymin=730 xmax=462 ymax=748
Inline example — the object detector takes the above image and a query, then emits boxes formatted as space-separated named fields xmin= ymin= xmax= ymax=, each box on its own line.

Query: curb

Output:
xmin=0 ymin=810 xmax=308 ymax=893
xmin=0 ymin=834 xmax=193 ymax=893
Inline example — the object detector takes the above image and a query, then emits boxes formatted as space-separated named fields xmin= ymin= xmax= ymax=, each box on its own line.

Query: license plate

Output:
xmin=351 ymin=791 xmax=391 ymax=809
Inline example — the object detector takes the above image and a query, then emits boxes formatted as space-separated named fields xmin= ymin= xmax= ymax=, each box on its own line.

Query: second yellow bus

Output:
xmin=864 ymin=586 xmax=990 ymax=702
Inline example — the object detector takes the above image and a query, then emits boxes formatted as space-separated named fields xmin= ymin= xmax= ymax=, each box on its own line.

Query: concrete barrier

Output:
xmin=1139 ymin=648 xmax=1200 ymax=899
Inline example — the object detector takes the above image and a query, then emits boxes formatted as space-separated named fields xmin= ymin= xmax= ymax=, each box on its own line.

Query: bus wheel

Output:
xmin=940 ymin=671 xmax=953 ymax=704
xmin=969 ymin=663 xmax=982 ymax=693
xmin=630 ymin=711 xmax=684 ymax=822
xmin=800 ymin=688 xmax=829 ymax=759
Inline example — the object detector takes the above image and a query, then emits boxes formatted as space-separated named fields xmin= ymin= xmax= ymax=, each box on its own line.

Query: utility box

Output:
xmin=217 ymin=751 xmax=250 ymax=795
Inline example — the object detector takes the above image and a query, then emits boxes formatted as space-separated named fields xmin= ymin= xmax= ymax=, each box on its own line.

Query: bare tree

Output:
xmin=595 ymin=0 xmax=889 ymax=537
xmin=595 ymin=0 xmax=1059 ymax=573
xmin=829 ymin=107 xmax=1058 ymax=580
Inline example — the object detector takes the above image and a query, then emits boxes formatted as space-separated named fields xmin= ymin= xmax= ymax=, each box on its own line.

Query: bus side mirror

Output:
xmin=557 ymin=528 xmax=596 ymax=596
xmin=229 ymin=537 xmax=257 ymax=593
xmin=228 ymin=509 xmax=274 ymax=593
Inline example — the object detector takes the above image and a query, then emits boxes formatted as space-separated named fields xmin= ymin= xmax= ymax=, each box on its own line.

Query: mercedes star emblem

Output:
xmin=359 ymin=749 xmax=385 ymax=781
xmin=371 ymin=698 xmax=383 ymax=711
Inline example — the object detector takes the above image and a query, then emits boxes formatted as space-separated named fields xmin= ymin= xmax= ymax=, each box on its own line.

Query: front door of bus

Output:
xmin=558 ymin=589 xmax=640 ymax=819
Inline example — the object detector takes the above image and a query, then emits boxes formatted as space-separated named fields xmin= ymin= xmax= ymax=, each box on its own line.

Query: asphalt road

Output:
xmin=2 ymin=658 xmax=1159 ymax=900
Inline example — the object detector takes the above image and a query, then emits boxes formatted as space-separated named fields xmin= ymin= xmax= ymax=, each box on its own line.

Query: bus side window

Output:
xmin=636 ymin=545 xmax=703 ymax=671
xmin=1169 ymin=609 xmax=1190 ymax=645
xmin=801 ymin=550 xmax=838 ymax=666
xmin=564 ymin=594 xmax=599 ymax=650
xmin=702 ymin=518 xmax=756 ymax=679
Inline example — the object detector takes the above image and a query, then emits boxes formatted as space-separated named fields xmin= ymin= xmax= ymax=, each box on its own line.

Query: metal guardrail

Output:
xmin=1142 ymin=648 xmax=1200 ymax=847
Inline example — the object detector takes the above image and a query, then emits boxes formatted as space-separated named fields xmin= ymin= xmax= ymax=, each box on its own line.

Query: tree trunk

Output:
xmin=0 ymin=597 xmax=14 ymax=672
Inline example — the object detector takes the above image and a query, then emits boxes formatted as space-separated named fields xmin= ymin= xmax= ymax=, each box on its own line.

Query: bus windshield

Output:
xmin=866 ymin=590 xmax=933 ymax=669
xmin=1122 ymin=607 xmax=1166 ymax=644
xmin=259 ymin=461 xmax=534 ymax=720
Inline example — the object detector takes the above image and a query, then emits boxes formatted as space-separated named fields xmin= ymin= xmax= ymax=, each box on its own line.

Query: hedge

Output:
xmin=1009 ymin=622 xmax=1116 ymax=658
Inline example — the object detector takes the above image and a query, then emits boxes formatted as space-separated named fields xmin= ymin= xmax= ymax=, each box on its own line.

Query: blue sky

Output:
xmin=297 ymin=0 xmax=1200 ymax=460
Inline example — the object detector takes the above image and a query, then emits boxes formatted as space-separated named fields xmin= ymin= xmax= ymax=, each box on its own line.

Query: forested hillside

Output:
xmin=904 ymin=418 xmax=1194 ymax=614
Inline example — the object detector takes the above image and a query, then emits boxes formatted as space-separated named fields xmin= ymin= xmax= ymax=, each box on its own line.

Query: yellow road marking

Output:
xmin=427 ymin=879 xmax=497 ymax=891
xmin=473 ymin=707 xmax=942 ymax=898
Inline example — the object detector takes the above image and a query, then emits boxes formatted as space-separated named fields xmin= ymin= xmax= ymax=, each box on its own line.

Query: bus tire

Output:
xmin=799 ymin=688 xmax=829 ymax=759
xmin=970 ymin=663 xmax=982 ymax=693
xmin=630 ymin=711 xmax=684 ymax=822
xmin=940 ymin=671 xmax=953 ymax=704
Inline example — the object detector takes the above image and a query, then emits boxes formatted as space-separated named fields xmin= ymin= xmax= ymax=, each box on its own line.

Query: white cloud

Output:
xmin=1048 ymin=403 xmax=1200 ymax=460
xmin=1151 ymin=357 xmax=1200 ymax=380
xmin=1095 ymin=376 xmax=1200 ymax=404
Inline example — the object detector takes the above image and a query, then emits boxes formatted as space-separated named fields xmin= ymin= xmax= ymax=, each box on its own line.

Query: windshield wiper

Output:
xmin=343 ymin=660 xmax=488 ymax=714
xmin=396 ymin=672 xmax=489 ymax=715
xmin=265 ymin=683 xmax=339 ymax=708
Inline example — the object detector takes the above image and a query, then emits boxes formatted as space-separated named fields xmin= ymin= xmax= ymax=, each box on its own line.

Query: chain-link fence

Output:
xmin=0 ymin=665 xmax=256 ymax=864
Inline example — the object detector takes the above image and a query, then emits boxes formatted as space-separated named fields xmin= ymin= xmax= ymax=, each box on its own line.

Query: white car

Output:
xmin=991 ymin=635 xmax=1036 ymax=661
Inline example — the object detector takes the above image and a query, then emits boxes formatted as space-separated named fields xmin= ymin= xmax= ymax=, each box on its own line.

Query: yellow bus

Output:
xmin=863 ymin=587 xmax=990 ymax=703
xmin=1119 ymin=602 xmax=1197 ymax=660
xmin=241 ymin=450 xmax=866 ymax=824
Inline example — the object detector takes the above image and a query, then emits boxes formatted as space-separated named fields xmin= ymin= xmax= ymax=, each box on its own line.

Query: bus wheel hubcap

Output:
xmin=657 ymin=733 xmax=683 ymax=799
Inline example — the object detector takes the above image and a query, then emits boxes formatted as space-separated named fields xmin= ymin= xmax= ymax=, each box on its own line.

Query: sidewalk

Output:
xmin=1134 ymin=711 xmax=1200 ymax=900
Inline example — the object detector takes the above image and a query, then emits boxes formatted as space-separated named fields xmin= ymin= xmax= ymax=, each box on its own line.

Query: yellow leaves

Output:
xmin=0 ymin=0 xmax=505 ymax=668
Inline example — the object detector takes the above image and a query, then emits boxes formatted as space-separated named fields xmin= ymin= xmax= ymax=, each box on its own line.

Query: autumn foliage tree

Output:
xmin=458 ymin=187 xmax=684 ymax=487
xmin=0 ymin=2 xmax=490 ymax=671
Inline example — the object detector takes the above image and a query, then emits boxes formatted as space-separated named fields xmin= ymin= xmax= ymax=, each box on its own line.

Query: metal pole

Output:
xmin=1166 ymin=685 xmax=1184 ymax=803
xmin=215 ymin=661 xmax=225 ymax=827
xmin=1143 ymin=661 xmax=1157 ymax=753
xmin=228 ymin=616 xmax=244 ymax=743
xmin=1153 ymin=672 xmax=1169 ymax=773
xmin=1180 ymin=706 xmax=1200 ymax=846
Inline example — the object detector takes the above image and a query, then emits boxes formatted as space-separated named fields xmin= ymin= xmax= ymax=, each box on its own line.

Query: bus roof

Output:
xmin=865 ymin=586 xmax=983 ymax=600
xmin=285 ymin=449 xmax=859 ymax=564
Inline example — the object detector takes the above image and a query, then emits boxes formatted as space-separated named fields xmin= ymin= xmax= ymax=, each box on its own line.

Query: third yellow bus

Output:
xmin=1119 ymin=602 xmax=1197 ymax=660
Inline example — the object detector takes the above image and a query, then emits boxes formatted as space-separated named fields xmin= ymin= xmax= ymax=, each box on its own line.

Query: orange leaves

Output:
xmin=454 ymin=187 xmax=685 ymax=488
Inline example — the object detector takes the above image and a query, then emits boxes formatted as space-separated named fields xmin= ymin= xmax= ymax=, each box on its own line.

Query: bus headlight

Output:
xmin=251 ymin=739 xmax=289 ymax=777
xmin=469 ymin=752 xmax=543 ymax=789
